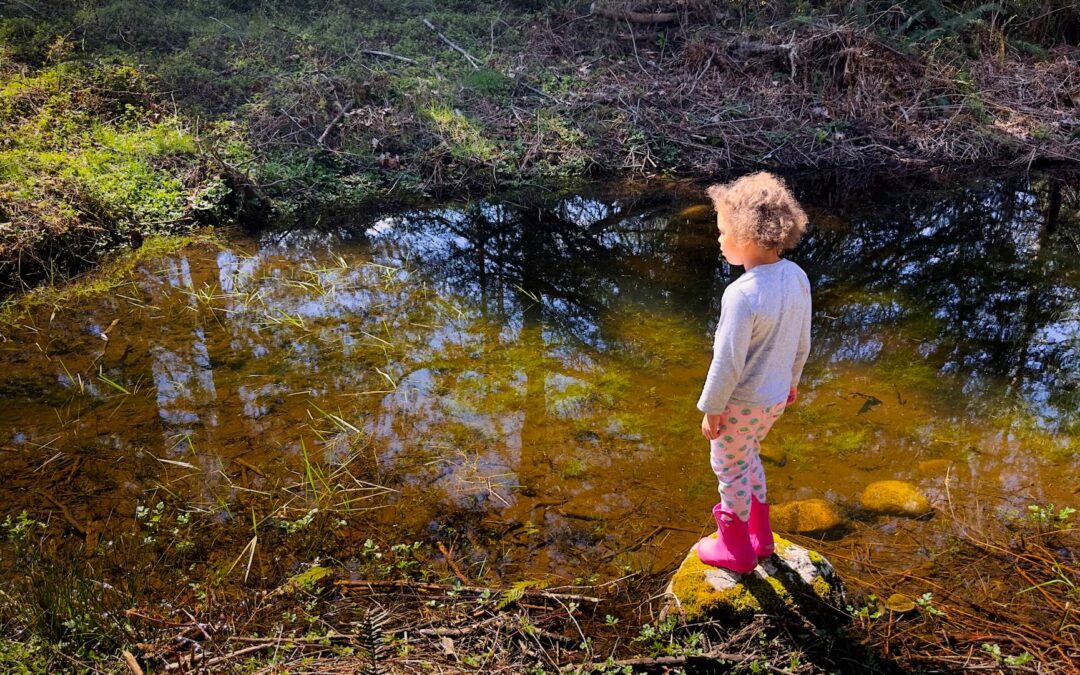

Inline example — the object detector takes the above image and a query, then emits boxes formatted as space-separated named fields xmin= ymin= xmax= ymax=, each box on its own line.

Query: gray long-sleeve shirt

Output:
xmin=697 ymin=258 xmax=812 ymax=414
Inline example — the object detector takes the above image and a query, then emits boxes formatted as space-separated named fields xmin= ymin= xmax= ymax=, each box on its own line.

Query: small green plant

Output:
xmin=172 ymin=510 xmax=194 ymax=553
xmin=1027 ymin=503 xmax=1076 ymax=527
xmin=847 ymin=594 xmax=884 ymax=624
xmin=278 ymin=508 xmax=317 ymax=535
xmin=980 ymin=642 xmax=1031 ymax=665
xmin=632 ymin=616 xmax=678 ymax=657
xmin=361 ymin=538 xmax=382 ymax=559
xmin=425 ymin=104 xmax=500 ymax=164
xmin=386 ymin=541 xmax=423 ymax=574
xmin=915 ymin=592 xmax=945 ymax=618
xmin=135 ymin=501 xmax=166 ymax=543
xmin=0 ymin=636 xmax=50 ymax=674
xmin=2 ymin=511 xmax=46 ymax=541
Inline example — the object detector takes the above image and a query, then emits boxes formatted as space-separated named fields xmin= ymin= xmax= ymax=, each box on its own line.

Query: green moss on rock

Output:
xmin=665 ymin=535 xmax=846 ymax=625
xmin=772 ymin=499 xmax=845 ymax=534
xmin=860 ymin=480 xmax=932 ymax=518
xmin=668 ymin=543 xmax=763 ymax=621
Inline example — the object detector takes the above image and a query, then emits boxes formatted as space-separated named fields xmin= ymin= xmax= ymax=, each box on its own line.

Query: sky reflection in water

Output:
xmin=0 ymin=174 xmax=1077 ymax=578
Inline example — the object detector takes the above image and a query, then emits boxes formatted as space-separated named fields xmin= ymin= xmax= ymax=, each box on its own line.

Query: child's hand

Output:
xmin=787 ymin=387 xmax=798 ymax=406
xmin=701 ymin=413 xmax=723 ymax=440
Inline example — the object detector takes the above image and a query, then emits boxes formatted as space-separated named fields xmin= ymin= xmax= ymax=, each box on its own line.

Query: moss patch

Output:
xmin=860 ymin=480 xmax=932 ymax=518
xmin=772 ymin=499 xmax=845 ymax=534
xmin=667 ymin=536 xmax=844 ymax=624
xmin=668 ymin=545 xmax=763 ymax=622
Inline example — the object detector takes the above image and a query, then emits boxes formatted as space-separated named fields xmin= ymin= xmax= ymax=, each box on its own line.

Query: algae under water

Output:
xmin=0 ymin=173 xmax=1077 ymax=626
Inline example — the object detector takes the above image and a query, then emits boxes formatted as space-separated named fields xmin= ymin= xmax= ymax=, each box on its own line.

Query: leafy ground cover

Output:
xmin=2 ymin=1 xmax=1079 ymax=290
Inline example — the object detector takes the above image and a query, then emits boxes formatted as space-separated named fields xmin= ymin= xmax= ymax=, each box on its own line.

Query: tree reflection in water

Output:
xmin=0 ymin=174 xmax=1076 ymax=581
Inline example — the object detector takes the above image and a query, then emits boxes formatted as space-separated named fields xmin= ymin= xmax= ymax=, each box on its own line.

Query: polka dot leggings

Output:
xmin=709 ymin=399 xmax=788 ymax=522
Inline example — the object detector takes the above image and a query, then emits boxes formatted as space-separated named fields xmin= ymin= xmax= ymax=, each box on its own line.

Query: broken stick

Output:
xmin=423 ymin=18 xmax=481 ymax=70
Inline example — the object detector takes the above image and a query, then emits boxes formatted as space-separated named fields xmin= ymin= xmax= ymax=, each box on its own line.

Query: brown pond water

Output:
xmin=0 ymin=174 xmax=1077 ymax=615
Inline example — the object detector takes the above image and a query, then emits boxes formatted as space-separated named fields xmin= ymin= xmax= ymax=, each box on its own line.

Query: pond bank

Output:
xmin=3 ymin=1 xmax=1080 ymax=292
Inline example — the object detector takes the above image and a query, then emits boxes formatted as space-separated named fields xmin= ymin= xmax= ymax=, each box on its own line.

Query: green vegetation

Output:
xmin=0 ymin=52 xmax=238 ymax=289
xmin=0 ymin=0 xmax=1076 ymax=289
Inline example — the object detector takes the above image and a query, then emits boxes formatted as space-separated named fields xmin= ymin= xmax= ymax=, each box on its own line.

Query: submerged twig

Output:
xmin=36 ymin=488 xmax=86 ymax=535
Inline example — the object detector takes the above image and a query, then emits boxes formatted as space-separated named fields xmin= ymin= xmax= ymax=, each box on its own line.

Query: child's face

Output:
xmin=716 ymin=212 xmax=746 ymax=265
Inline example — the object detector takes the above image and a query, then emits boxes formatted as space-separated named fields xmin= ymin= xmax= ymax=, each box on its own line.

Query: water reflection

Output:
xmin=0 ymin=174 xmax=1076 ymax=583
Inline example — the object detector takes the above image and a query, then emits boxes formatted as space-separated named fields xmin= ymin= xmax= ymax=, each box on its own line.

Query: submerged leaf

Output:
xmin=885 ymin=593 xmax=916 ymax=613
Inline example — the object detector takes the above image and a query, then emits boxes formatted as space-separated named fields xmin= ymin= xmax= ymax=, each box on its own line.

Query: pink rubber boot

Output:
xmin=748 ymin=495 xmax=775 ymax=558
xmin=696 ymin=503 xmax=757 ymax=573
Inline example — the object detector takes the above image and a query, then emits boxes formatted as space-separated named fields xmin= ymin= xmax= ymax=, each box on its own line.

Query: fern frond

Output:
xmin=353 ymin=606 xmax=390 ymax=675
xmin=497 ymin=579 xmax=546 ymax=610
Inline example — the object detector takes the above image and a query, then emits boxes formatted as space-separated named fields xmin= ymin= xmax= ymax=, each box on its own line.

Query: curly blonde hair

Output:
xmin=706 ymin=172 xmax=808 ymax=253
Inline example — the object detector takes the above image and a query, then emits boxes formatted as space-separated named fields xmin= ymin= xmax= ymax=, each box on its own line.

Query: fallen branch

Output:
xmin=436 ymin=540 xmax=470 ymax=584
xmin=316 ymin=99 xmax=355 ymax=147
xmin=423 ymin=19 xmax=481 ymax=70
xmin=163 ymin=642 xmax=285 ymax=672
xmin=360 ymin=49 xmax=418 ymax=65
xmin=36 ymin=488 xmax=86 ymax=535
xmin=417 ymin=614 xmax=507 ymax=637
xmin=335 ymin=579 xmax=602 ymax=604
xmin=572 ymin=649 xmax=758 ymax=671
xmin=590 ymin=3 xmax=678 ymax=24
xmin=120 ymin=651 xmax=143 ymax=675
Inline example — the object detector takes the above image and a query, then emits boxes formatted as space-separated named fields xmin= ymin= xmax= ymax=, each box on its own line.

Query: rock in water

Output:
xmin=678 ymin=204 xmax=715 ymax=223
xmin=860 ymin=480 xmax=932 ymax=517
xmin=916 ymin=459 xmax=955 ymax=477
xmin=771 ymin=499 xmax=845 ymax=534
xmin=758 ymin=443 xmax=786 ymax=466
xmin=663 ymin=535 xmax=845 ymax=625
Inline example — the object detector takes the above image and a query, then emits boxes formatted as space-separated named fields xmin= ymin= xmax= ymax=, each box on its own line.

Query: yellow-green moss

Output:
xmin=668 ymin=541 xmax=837 ymax=622
xmin=811 ymin=575 xmax=832 ymax=600
xmin=774 ymin=535 xmax=794 ymax=556
xmin=772 ymin=499 xmax=845 ymax=534
xmin=764 ymin=575 xmax=793 ymax=602
xmin=669 ymin=547 xmax=761 ymax=621
xmin=758 ymin=442 xmax=786 ymax=466
xmin=860 ymin=480 xmax=931 ymax=517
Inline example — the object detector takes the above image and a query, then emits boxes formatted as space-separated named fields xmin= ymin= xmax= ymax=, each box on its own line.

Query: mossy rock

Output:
xmin=758 ymin=443 xmax=786 ymax=466
xmin=771 ymin=499 xmax=845 ymax=534
xmin=663 ymin=535 xmax=845 ymax=625
xmin=860 ymin=480 xmax=931 ymax=518
xmin=678 ymin=204 xmax=714 ymax=223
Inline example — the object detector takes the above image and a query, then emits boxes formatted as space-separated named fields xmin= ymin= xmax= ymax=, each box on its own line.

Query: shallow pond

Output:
xmin=0 ymin=173 xmax=1077 ymax=603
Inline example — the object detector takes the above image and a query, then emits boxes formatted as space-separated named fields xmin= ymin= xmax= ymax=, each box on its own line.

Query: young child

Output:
xmin=695 ymin=172 xmax=811 ymax=574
